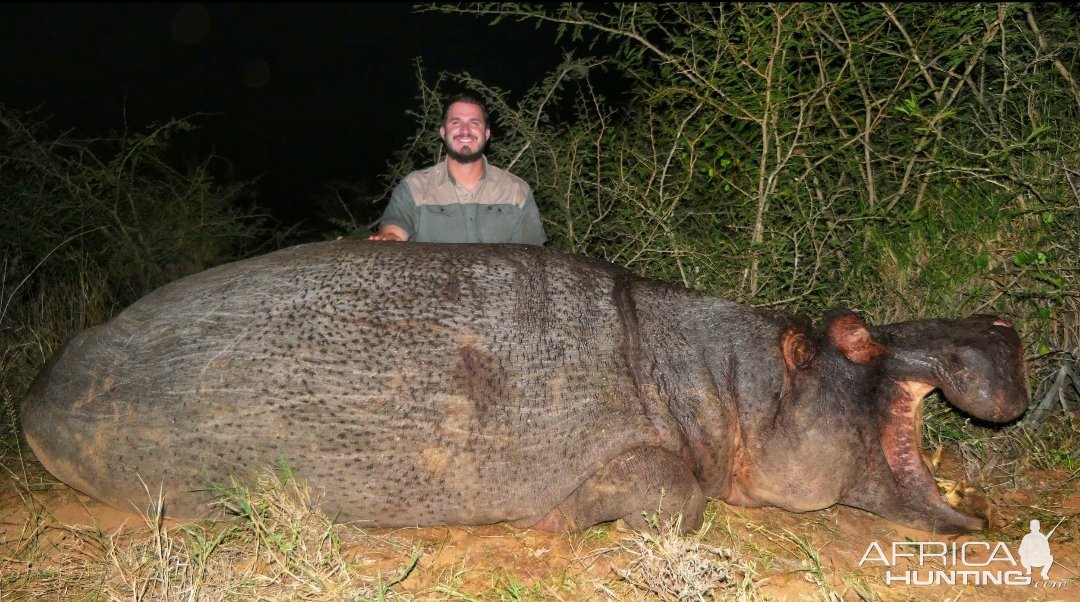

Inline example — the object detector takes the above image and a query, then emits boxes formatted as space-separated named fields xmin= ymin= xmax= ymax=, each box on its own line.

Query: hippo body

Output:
xmin=21 ymin=241 xmax=1028 ymax=533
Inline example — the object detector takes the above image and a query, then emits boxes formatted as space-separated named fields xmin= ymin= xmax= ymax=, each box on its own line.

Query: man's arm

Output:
xmin=511 ymin=190 xmax=547 ymax=245
xmin=368 ymin=181 xmax=417 ymax=241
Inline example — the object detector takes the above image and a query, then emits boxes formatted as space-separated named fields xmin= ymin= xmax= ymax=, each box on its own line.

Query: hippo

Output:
xmin=21 ymin=241 xmax=1028 ymax=533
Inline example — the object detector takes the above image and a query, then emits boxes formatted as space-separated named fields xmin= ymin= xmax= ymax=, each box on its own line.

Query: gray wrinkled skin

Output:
xmin=21 ymin=241 xmax=1029 ymax=533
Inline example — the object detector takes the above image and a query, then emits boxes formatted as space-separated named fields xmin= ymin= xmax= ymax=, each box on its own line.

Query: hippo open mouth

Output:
xmin=864 ymin=316 xmax=1029 ymax=533
xmin=880 ymin=381 xmax=986 ymax=532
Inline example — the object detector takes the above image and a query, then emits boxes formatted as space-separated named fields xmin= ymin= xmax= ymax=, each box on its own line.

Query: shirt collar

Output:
xmin=440 ymin=155 xmax=489 ymax=186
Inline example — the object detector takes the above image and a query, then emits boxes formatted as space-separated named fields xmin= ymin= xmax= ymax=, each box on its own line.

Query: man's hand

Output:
xmin=367 ymin=224 xmax=409 ymax=241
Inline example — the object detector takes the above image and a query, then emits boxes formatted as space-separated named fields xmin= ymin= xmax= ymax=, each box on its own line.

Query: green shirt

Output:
xmin=379 ymin=157 xmax=547 ymax=245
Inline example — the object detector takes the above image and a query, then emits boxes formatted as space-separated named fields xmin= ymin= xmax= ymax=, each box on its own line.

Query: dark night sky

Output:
xmin=1 ymin=3 xmax=577 ymax=227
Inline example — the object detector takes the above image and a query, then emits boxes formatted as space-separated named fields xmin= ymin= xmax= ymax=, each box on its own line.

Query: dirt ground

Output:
xmin=1 ymin=451 xmax=1078 ymax=601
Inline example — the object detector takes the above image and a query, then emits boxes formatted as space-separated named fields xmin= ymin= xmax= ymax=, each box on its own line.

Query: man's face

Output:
xmin=440 ymin=101 xmax=490 ymax=164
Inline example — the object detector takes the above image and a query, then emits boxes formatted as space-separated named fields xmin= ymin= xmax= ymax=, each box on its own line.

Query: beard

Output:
xmin=445 ymin=137 xmax=486 ymax=164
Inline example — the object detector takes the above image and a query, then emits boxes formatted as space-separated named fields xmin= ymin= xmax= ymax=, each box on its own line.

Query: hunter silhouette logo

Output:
xmin=860 ymin=516 xmax=1069 ymax=587
xmin=1019 ymin=517 xmax=1063 ymax=580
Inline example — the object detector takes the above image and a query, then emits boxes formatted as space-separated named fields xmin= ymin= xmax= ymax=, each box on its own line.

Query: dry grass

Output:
xmin=614 ymin=516 xmax=742 ymax=601
xmin=2 ymin=466 xmax=422 ymax=601
xmin=3 ymin=457 xmax=1077 ymax=601
xmin=0 ymin=463 xmax=766 ymax=601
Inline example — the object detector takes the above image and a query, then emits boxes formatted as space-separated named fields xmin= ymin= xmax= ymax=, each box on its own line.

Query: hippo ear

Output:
xmin=826 ymin=311 xmax=885 ymax=365
xmin=781 ymin=328 xmax=815 ymax=370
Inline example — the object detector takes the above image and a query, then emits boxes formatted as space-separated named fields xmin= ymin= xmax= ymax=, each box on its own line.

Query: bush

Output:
xmin=371 ymin=3 xmax=1078 ymax=428
xmin=0 ymin=109 xmax=270 ymax=449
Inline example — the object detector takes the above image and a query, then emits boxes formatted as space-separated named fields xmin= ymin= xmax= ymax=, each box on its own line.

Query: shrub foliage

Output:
xmin=389 ymin=3 xmax=1078 ymax=415
xmin=0 ymin=110 xmax=268 ymax=444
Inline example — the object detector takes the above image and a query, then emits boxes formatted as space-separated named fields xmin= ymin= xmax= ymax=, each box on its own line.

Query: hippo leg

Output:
xmin=521 ymin=447 xmax=706 ymax=533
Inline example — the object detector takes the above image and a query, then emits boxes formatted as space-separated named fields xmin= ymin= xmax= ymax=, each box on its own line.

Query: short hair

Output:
xmin=441 ymin=92 xmax=489 ymax=126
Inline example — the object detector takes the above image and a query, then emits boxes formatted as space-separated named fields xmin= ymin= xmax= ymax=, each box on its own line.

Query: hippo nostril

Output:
xmin=992 ymin=319 xmax=1012 ymax=328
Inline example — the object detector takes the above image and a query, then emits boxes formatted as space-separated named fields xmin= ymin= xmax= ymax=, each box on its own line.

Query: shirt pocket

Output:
xmin=478 ymin=205 xmax=522 ymax=243
xmin=416 ymin=205 xmax=465 ymax=243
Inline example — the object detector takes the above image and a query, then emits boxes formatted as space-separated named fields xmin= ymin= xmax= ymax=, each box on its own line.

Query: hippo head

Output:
xmin=726 ymin=310 xmax=1028 ymax=533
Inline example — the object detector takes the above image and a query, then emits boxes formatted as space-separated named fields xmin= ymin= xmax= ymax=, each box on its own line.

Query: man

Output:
xmin=368 ymin=93 xmax=546 ymax=244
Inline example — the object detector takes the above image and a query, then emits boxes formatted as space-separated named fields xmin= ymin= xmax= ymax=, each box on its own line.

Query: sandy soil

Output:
xmin=1 ymin=453 xmax=1077 ymax=601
